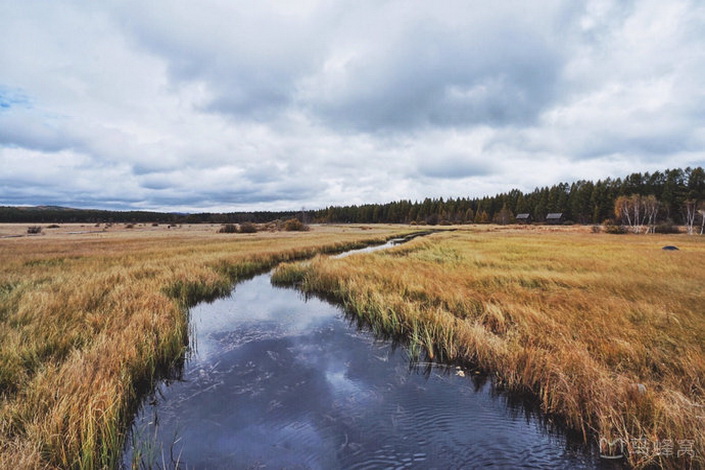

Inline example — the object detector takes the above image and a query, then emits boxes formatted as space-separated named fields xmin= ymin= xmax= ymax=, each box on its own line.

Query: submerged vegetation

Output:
xmin=273 ymin=228 xmax=705 ymax=469
xmin=0 ymin=225 xmax=409 ymax=469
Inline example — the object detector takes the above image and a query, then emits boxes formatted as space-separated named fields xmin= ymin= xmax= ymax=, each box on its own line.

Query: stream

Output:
xmin=125 ymin=239 xmax=625 ymax=469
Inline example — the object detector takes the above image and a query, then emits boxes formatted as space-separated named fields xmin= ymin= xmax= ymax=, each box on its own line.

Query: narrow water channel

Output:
xmin=125 ymin=242 xmax=625 ymax=469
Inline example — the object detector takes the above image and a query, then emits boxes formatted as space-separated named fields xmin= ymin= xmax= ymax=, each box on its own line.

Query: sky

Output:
xmin=1 ymin=0 xmax=704 ymax=212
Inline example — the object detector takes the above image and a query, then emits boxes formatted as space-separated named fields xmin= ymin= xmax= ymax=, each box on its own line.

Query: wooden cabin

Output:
xmin=545 ymin=213 xmax=564 ymax=224
xmin=515 ymin=213 xmax=532 ymax=224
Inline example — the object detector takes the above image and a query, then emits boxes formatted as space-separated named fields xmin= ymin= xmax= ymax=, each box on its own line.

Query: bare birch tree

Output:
xmin=684 ymin=200 xmax=697 ymax=235
xmin=614 ymin=195 xmax=660 ymax=234
xmin=642 ymin=195 xmax=659 ymax=233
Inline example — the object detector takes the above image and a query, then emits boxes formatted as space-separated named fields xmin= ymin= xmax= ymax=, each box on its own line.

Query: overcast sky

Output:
xmin=1 ymin=1 xmax=704 ymax=212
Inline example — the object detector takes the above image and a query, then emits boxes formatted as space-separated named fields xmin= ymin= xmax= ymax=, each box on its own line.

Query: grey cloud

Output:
xmin=0 ymin=185 xmax=144 ymax=211
xmin=242 ymin=164 xmax=287 ymax=184
xmin=304 ymin=20 xmax=566 ymax=132
xmin=0 ymin=111 xmax=78 ymax=153
xmin=575 ymin=134 xmax=698 ymax=160
xmin=130 ymin=162 xmax=325 ymax=210
xmin=417 ymin=155 xmax=492 ymax=179
xmin=201 ymin=180 xmax=325 ymax=205
xmin=2 ymin=1 xmax=705 ymax=212
xmin=111 ymin=1 xmax=573 ymax=133
xmin=0 ymin=180 xmax=320 ymax=212
xmin=132 ymin=160 xmax=182 ymax=176
xmin=139 ymin=177 xmax=173 ymax=191
xmin=144 ymin=186 xmax=316 ymax=210
xmin=110 ymin=1 xmax=329 ymax=120
xmin=0 ymin=102 xmax=152 ymax=168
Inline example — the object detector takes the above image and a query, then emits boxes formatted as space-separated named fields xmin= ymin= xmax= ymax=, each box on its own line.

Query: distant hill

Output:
xmin=11 ymin=205 xmax=75 ymax=211
xmin=0 ymin=206 xmax=302 ymax=224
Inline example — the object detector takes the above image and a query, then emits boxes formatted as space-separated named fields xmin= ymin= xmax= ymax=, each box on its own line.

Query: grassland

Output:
xmin=0 ymin=223 xmax=410 ymax=469
xmin=273 ymin=226 xmax=705 ymax=469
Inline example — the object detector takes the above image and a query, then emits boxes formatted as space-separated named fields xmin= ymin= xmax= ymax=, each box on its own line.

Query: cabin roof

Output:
xmin=516 ymin=213 xmax=531 ymax=218
xmin=546 ymin=212 xmax=563 ymax=219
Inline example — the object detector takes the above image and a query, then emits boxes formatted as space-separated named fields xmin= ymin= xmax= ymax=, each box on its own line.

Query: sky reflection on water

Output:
xmin=127 ymin=273 xmax=622 ymax=469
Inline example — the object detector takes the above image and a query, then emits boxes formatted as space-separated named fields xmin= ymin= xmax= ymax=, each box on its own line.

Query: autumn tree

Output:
xmin=475 ymin=210 xmax=489 ymax=224
xmin=614 ymin=194 xmax=659 ymax=234
xmin=494 ymin=203 xmax=514 ymax=225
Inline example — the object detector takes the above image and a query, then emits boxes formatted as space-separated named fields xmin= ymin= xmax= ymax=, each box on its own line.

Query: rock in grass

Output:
xmin=662 ymin=246 xmax=679 ymax=251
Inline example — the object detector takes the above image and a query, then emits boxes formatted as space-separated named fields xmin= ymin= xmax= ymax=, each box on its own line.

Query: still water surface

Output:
xmin=127 ymin=245 xmax=624 ymax=469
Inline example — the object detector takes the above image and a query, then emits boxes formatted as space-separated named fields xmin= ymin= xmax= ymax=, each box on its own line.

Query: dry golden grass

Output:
xmin=274 ymin=227 xmax=705 ymax=469
xmin=0 ymin=223 xmax=409 ymax=469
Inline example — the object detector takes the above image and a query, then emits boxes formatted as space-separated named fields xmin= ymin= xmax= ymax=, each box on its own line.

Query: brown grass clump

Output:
xmin=218 ymin=223 xmax=238 ymax=233
xmin=0 ymin=224 xmax=409 ymax=469
xmin=282 ymin=218 xmax=309 ymax=231
xmin=238 ymin=222 xmax=257 ymax=233
xmin=273 ymin=228 xmax=705 ymax=469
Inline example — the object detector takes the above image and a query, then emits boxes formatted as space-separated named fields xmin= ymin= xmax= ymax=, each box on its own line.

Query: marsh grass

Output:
xmin=0 ymin=225 xmax=409 ymax=469
xmin=273 ymin=229 xmax=705 ymax=469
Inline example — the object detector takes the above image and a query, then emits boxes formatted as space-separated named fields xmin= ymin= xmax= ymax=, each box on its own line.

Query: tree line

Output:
xmin=312 ymin=167 xmax=705 ymax=226
xmin=0 ymin=206 xmax=302 ymax=225
xmin=1 ymin=167 xmax=703 ymax=227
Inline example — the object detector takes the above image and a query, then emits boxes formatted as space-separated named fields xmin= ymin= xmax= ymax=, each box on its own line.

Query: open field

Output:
xmin=273 ymin=227 xmax=705 ymax=469
xmin=0 ymin=223 xmax=411 ymax=469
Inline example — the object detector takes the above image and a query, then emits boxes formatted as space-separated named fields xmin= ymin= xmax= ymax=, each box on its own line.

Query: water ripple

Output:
xmin=125 ymin=273 xmax=615 ymax=470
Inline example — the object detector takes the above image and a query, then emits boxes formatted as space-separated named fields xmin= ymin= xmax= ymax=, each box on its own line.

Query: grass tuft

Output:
xmin=0 ymin=224 xmax=411 ymax=468
xmin=273 ymin=229 xmax=705 ymax=469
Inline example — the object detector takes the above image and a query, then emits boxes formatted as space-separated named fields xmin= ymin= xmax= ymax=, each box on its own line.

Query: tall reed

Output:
xmin=0 ymin=225 xmax=408 ymax=469
xmin=273 ymin=229 xmax=705 ymax=469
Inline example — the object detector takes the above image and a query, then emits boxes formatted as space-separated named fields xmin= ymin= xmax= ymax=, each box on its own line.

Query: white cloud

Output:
xmin=0 ymin=0 xmax=704 ymax=211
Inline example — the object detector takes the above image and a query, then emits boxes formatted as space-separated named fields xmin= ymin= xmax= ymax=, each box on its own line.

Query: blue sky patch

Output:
xmin=0 ymin=86 xmax=31 ymax=111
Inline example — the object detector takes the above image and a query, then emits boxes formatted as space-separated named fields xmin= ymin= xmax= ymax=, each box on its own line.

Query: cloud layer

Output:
xmin=1 ymin=0 xmax=704 ymax=211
